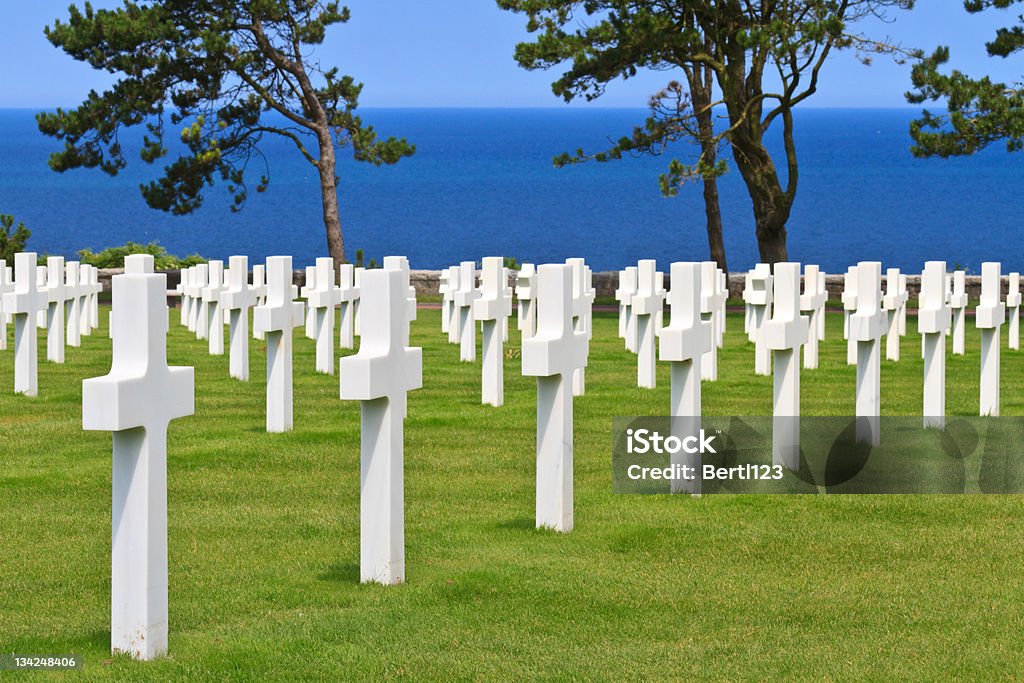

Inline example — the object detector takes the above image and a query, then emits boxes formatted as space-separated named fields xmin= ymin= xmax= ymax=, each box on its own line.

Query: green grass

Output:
xmin=2 ymin=308 xmax=1024 ymax=680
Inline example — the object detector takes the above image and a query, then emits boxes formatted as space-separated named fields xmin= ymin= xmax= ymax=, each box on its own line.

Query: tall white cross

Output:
xmin=36 ymin=265 xmax=48 ymax=330
xmin=882 ymin=267 xmax=908 ymax=361
xmin=221 ymin=256 xmax=258 ymax=381
xmin=175 ymin=267 xmax=190 ymax=327
xmin=842 ymin=266 xmax=858 ymax=365
xmin=65 ymin=261 xmax=86 ymax=348
xmin=744 ymin=263 xmax=773 ymax=376
xmin=762 ymin=263 xmax=808 ymax=470
xmin=850 ymin=262 xmax=885 ymax=445
xmin=567 ymin=258 xmax=593 ymax=396
xmin=614 ymin=267 xmax=632 ymax=340
xmin=353 ymin=266 xmax=365 ymax=337
xmin=193 ymin=263 xmax=209 ymax=340
xmin=4 ymin=253 xmax=46 ymax=395
xmin=799 ymin=264 xmax=827 ymax=370
xmin=919 ymin=261 xmax=950 ymax=429
xmin=82 ymin=253 xmax=194 ymax=661
xmin=254 ymin=256 xmax=306 ymax=433
xmin=949 ymin=270 xmax=968 ymax=355
xmin=622 ymin=267 xmax=640 ymax=353
xmin=474 ymin=257 xmax=512 ymax=407
xmin=977 ymin=262 xmax=1005 ymax=416
xmin=0 ymin=260 xmax=11 ymax=351
xmin=445 ymin=266 xmax=461 ymax=345
xmin=45 ymin=257 xmax=67 ymax=363
xmin=383 ymin=256 xmax=418 ymax=347
xmin=632 ymin=259 xmax=662 ymax=389
xmin=454 ymin=261 xmax=479 ymax=362
xmin=659 ymin=262 xmax=711 ymax=495
xmin=523 ymin=263 xmax=588 ymax=532
xmin=202 ymin=260 xmax=227 ymax=355
xmin=338 ymin=263 xmax=359 ymax=350
xmin=700 ymin=262 xmax=723 ymax=381
xmin=251 ymin=264 xmax=267 ymax=340
xmin=183 ymin=266 xmax=197 ymax=332
xmin=307 ymin=257 xmax=341 ymax=375
xmin=715 ymin=268 xmax=727 ymax=346
xmin=339 ymin=268 xmax=422 ymax=584
xmin=817 ymin=270 xmax=827 ymax=341
xmin=302 ymin=265 xmax=318 ymax=340
xmin=516 ymin=263 xmax=538 ymax=339
xmin=1007 ymin=272 xmax=1021 ymax=350
xmin=78 ymin=265 xmax=95 ymax=337
xmin=439 ymin=266 xmax=453 ymax=335
xmin=502 ymin=266 xmax=513 ymax=343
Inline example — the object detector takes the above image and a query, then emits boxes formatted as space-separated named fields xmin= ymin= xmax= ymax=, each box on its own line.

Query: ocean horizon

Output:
xmin=1 ymin=106 xmax=1021 ymax=273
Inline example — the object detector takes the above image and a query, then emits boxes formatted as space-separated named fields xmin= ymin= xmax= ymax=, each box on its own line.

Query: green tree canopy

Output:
xmin=37 ymin=1 xmax=414 ymax=265
xmin=908 ymin=0 xmax=1024 ymax=157
xmin=0 ymin=215 xmax=31 ymax=263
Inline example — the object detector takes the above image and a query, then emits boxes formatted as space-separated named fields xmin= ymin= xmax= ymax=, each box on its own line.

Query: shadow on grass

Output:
xmin=317 ymin=563 xmax=359 ymax=584
xmin=494 ymin=517 xmax=534 ymax=531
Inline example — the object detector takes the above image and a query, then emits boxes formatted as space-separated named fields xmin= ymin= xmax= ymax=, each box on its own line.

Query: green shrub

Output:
xmin=77 ymin=242 xmax=206 ymax=270
xmin=0 ymin=214 xmax=31 ymax=262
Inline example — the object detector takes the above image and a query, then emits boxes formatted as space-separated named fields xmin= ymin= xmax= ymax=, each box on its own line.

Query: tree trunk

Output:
xmin=728 ymin=137 xmax=791 ymax=265
xmin=701 ymin=174 xmax=727 ymax=273
xmin=688 ymin=60 xmax=727 ymax=274
xmin=316 ymin=132 xmax=347 ymax=268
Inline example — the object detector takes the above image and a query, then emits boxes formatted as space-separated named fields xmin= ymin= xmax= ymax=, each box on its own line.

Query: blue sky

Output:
xmin=0 ymin=1 xmax=1020 ymax=109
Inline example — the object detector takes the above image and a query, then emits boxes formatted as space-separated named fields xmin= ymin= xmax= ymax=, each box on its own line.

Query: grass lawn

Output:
xmin=2 ymin=305 xmax=1024 ymax=680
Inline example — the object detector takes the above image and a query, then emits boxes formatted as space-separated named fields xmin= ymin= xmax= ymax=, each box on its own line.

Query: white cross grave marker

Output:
xmin=743 ymin=263 xmax=773 ymax=376
xmin=338 ymin=263 xmax=359 ymax=350
xmin=4 ymin=253 xmax=46 ymax=395
xmin=383 ymin=256 xmax=417 ymax=346
xmin=762 ymin=263 xmax=808 ymax=470
xmin=716 ymin=268 xmax=727 ymax=346
xmin=523 ymin=263 xmax=588 ymax=532
xmin=614 ymin=268 xmax=632 ymax=340
xmin=183 ymin=267 xmax=197 ymax=332
xmin=353 ymin=266 xmax=365 ymax=337
xmin=817 ymin=270 xmax=827 ymax=341
xmin=977 ymin=262 xmax=1005 ymax=416
xmin=659 ymin=262 xmax=711 ymax=495
xmin=919 ymin=261 xmax=950 ymax=429
xmin=700 ymin=262 xmax=723 ymax=381
xmin=439 ymin=266 xmax=453 ymax=335
xmin=193 ymin=263 xmax=209 ymax=340
xmin=516 ymin=263 xmax=537 ymax=339
xmin=254 ymin=256 xmax=306 ymax=432
xmin=800 ymin=264 xmax=827 ymax=370
xmin=474 ymin=256 xmax=512 ymax=406
xmin=82 ymin=254 xmax=194 ymax=660
xmin=1007 ymin=272 xmax=1021 ymax=350
xmin=567 ymin=258 xmax=594 ymax=396
xmin=850 ymin=262 xmax=886 ymax=445
xmin=949 ymin=270 xmax=968 ymax=355
xmin=842 ymin=265 xmax=858 ymax=365
xmin=221 ymin=255 xmax=258 ymax=381
xmin=302 ymin=265 xmax=317 ymax=340
xmin=446 ymin=266 xmax=461 ymax=345
xmin=251 ymin=264 xmax=267 ymax=340
xmin=339 ymin=268 xmax=422 ymax=584
xmin=176 ymin=267 xmax=189 ymax=328
xmin=882 ymin=267 xmax=908 ymax=361
xmin=45 ymin=257 xmax=67 ymax=363
xmin=79 ymin=265 xmax=94 ymax=337
xmin=454 ymin=261 xmax=479 ymax=362
xmin=308 ymin=257 xmax=341 ymax=375
xmin=65 ymin=261 xmax=85 ymax=348
xmin=36 ymin=265 xmax=48 ymax=330
xmin=0 ymin=260 xmax=11 ymax=350
xmin=621 ymin=266 xmax=639 ymax=353
xmin=202 ymin=260 xmax=227 ymax=355
xmin=502 ymin=267 xmax=513 ymax=343
xmin=655 ymin=270 xmax=666 ymax=334
xmin=632 ymin=259 xmax=663 ymax=389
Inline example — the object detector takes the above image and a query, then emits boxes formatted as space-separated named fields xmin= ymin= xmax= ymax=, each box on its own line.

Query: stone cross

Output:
xmin=65 ymin=261 xmax=86 ymax=348
xmin=977 ymin=262 xmax=1005 ymax=417
xmin=614 ymin=267 xmax=634 ymax=341
xmin=36 ymin=265 xmax=48 ymax=330
xmin=474 ymin=257 xmax=512 ymax=407
xmin=454 ymin=261 xmax=480 ymax=362
xmin=45 ymin=257 xmax=67 ymax=363
xmin=567 ymin=258 xmax=594 ymax=396
xmin=949 ymin=270 xmax=968 ymax=355
xmin=716 ymin=268 xmax=727 ymax=346
xmin=743 ymin=270 xmax=753 ymax=336
xmin=522 ymin=263 xmax=588 ymax=532
xmin=339 ymin=268 xmax=422 ymax=584
xmin=302 ymin=265 xmax=318 ymax=340
xmin=632 ymin=259 xmax=663 ymax=389
xmin=251 ymin=264 xmax=267 ymax=340
xmin=1007 ymin=272 xmax=1021 ymax=350
xmin=659 ymin=262 xmax=711 ymax=495
xmin=898 ymin=273 xmax=908 ymax=336
xmin=193 ymin=263 xmax=209 ymax=340
xmin=0 ymin=260 xmax=11 ymax=351
xmin=516 ymin=263 xmax=538 ymax=339
xmin=799 ymin=264 xmax=827 ymax=370
xmin=337 ymin=263 xmax=359 ymax=350
xmin=654 ymin=270 xmax=665 ymax=334
xmin=202 ymin=260 xmax=227 ymax=355
xmin=842 ymin=265 xmax=859 ymax=365
xmin=353 ymin=266 xmax=365 ymax=337
xmin=919 ymin=261 xmax=950 ymax=429
xmin=4 ymin=253 xmax=46 ymax=396
xmin=882 ymin=267 xmax=908 ymax=361
xmin=82 ymin=254 xmax=194 ymax=660
xmin=383 ymin=256 xmax=418 ymax=347
xmin=448 ymin=264 xmax=464 ymax=344
xmin=817 ymin=270 xmax=827 ymax=341
xmin=254 ymin=256 xmax=306 ymax=433
xmin=439 ymin=266 xmax=453 ymax=335
xmin=307 ymin=257 xmax=342 ymax=375
xmin=183 ymin=266 xmax=197 ymax=332
xmin=743 ymin=263 xmax=773 ymax=376
xmin=176 ymin=266 xmax=190 ymax=327
xmin=762 ymin=263 xmax=808 ymax=470
xmin=850 ymin=262 xmax=886 ymax=445
xmin=502 ymin=267 xmax=513 ymax=343
xmin=220 ymin=255 xmax=258 ymax=381
xmin=700 ymin=262 xmax=723 ymax=381
xmin=622 ymin=266 xmax=639 ymax=353
xmin=79 ymin=265 xmax=95 ymax=337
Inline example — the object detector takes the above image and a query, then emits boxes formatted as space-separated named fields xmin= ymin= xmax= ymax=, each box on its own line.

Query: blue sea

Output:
xmin=0 ymin=107 xmax=1021 ymax=272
